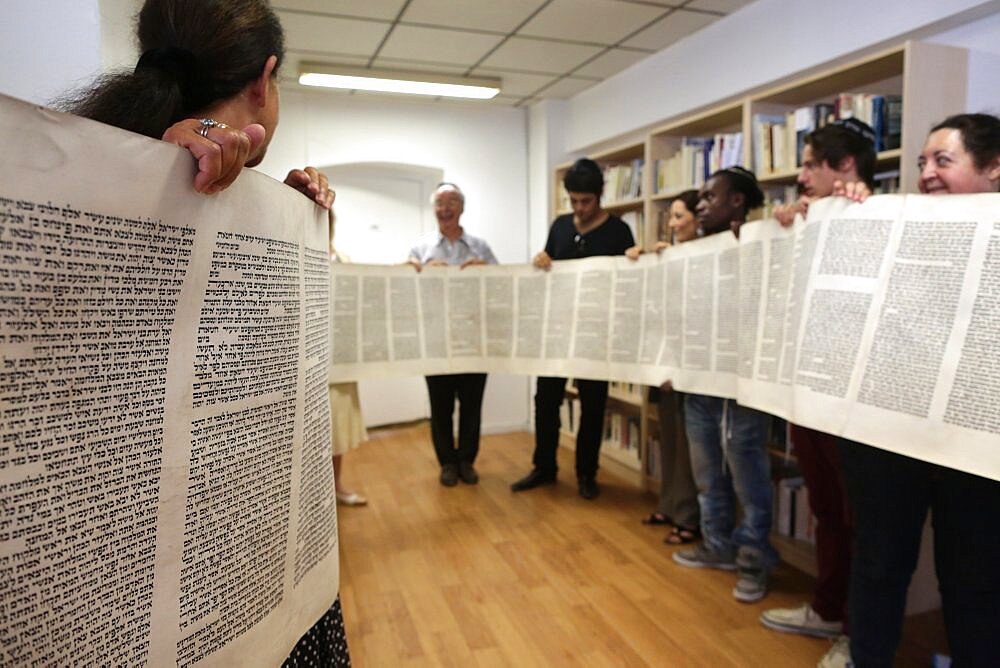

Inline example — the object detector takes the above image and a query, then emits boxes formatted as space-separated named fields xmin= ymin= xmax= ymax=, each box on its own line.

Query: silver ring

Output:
xmin=197 ymin=117 xmax=217 ymax=138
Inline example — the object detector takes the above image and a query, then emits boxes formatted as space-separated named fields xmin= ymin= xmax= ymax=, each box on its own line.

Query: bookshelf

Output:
xmin=548 ymin=39 xmax=971 ymax=571
xmin=647 ymin=102 xmax=745 ymax=249
xmin=559 ymin=381 xmax=646 ymax=484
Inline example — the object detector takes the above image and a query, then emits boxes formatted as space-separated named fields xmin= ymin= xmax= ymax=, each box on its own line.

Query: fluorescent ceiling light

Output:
xmin=298 ymin=63 xmax=500 ymax=100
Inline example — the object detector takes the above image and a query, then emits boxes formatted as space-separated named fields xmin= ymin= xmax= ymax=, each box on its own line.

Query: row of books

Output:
xmin=604 ymin=160 xmax=644 ymax=204
xmin=757 ymin=167 xmax=902 ymax=219
xmin=559 ymin=396 xmax=640 ymax=456
xmin=774 ymin=476 xmax=817 ymax=544
xmin=652 ymin=133 xmax=743 ymax=194
xmin=620 ymin=210 xmax=644 ymax=247
xmin=603 ymin=412 xmax=641 ymax=456
xmin=752 ymin=93 xmax=902 ymax=176
xmin=608 ymin=381 xmax=644 ymax=401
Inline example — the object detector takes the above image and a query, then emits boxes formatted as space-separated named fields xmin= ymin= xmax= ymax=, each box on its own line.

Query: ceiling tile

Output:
xmin=273 ymin=0 xmax=407 ymax=21
xmin=378 ymin=24 xmax=505 ymax=67
xmin=479 ymin=37 xmax=603 ymax=73
xmin=572 ymin=48 xmax=648 ymax=78
xmin=519 ymin=0 xmax=667 ymax=45
xmin=402 ymin=0 xmax=544 ymax=33
xmin=686 ymin=0 xmax=755 ymax=13
xmin=372 ymin=58 xmax=470 ymax=75
xmin=278 ymin=11 xmax=390 ymax=55
xmin=282 ymin=53 xmax=371 ymax=83
xmin=537 ymin=77 xmax=599 ymax=99
xmin=623 ymin=9 xmax=718 ymax=50
xmin=473 ymin=69 xmax=558 ymax=97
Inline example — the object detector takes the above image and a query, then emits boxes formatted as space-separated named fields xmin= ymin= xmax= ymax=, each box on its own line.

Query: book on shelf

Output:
xmin=752 ymin=113 xmax=786 ymax=175
xmin=603 ymin=159 xmax=644 ymax=204
xmin=560 ymin=396 xmax=581 ymax=436
xmin=602 ymin=411 xmax=640 ymax=457
xmin=609 ymin=381 xmax=644 ymax=400
xmin=773 ymin=476 xmax=816 ymax=544
xmin=767 ymin=94 xmax=903 ymax=173
xmin=556 ymin=186 xmax=570 ymax=213
xmin=645 ymin=434 xmax=662 ymax=480
xmin=653 ymin=133 xmax=742 ymax=195
xmin=657 ymin=208 xmax=670 ymax=244
xmin=619 ymin=210 xmax=644 ymax=246
xmin=874 ymin=168 xmax=901 ymax=194
xmin=760 ymin=183 xmax=800 ymax=219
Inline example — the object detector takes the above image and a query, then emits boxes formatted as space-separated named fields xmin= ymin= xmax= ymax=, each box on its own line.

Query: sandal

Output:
xmin=336 ymin=491 xmax=368 ymax=506
xmin=642 ymin=512 xmax=673 ymax=526
xmin=664 ymin=526 xmax=700 ymax=545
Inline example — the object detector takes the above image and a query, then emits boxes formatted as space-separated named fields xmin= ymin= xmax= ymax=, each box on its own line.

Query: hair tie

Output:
xmin=135 ymin=46 xmax=212 ymax=109
xmin=135 ymin=47 xmax=197 ymax=80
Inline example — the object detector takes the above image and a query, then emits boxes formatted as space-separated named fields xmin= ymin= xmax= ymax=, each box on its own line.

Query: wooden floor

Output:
xmin=336 ymin=424 xmax=946 ymax=666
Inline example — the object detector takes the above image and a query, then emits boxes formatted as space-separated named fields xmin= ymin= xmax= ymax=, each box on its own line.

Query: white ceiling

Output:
xmin=275 ymin=0 xmax=756 ymax=106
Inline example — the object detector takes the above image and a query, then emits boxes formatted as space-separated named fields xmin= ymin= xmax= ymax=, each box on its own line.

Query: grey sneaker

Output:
xmin=760 ymin=603 xmax=842 ymax=638
xmin=733 ymin=546 xmax=769 ymax=603
xmin=672 ymin=543 xmax=736 ymax=570
xmin=817 ymin=635 xmax=853 ymax=668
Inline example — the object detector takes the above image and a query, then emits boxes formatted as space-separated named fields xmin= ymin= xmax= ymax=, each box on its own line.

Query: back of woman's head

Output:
xmin=64 ymin=0 xmax=284 ymax=139
xmin=931 ymin=113 xmax=1000 ymax=171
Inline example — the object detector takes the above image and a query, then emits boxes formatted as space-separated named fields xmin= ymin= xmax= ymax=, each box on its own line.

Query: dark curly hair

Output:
xmin=931 ymin=113 xmax=1000 ymax=172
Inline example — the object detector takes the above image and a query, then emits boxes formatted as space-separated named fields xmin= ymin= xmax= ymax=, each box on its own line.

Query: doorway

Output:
xmin=324 ymin=162 xmax=444 ymax=428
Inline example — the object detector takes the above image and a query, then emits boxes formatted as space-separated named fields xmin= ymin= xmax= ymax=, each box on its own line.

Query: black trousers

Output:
xmin=424 ymin=373 xmax=488 ymax=466
xmin=838 ymin=438 xmax=1000 ymax=667
xmin=533 ymin=376 xmax=608 ymax=480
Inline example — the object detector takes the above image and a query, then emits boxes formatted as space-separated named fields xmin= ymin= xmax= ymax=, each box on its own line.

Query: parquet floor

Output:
xmin=336 ymin=424 xmax=945 ymax=666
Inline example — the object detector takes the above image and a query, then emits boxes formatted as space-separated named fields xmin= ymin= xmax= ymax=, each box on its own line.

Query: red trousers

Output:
xmin=790 ymin=424 xmax=853 ymax=629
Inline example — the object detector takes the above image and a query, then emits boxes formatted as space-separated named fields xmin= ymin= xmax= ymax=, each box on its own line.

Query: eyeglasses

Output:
xmin=573 ymin=233 xmax=586 ymax=255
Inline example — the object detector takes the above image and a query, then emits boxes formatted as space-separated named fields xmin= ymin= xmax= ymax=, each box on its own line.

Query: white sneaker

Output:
xmin=817 ymin=635 xmax=852 ymax=668
xmin=760 ymin=603 xmax=842 ymax=638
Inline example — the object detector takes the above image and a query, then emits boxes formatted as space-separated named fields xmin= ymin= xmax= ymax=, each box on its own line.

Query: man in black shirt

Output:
xmin=511 ymin=158 xmax=637 ymax=499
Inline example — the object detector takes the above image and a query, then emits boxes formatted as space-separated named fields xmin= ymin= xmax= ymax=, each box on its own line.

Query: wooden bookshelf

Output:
xmin=548 ymin=40 xmax=971 ymax=503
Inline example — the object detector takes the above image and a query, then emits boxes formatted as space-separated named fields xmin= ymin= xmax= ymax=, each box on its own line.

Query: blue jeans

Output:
xmin=685 ymin=394 xmax=777 ymax=567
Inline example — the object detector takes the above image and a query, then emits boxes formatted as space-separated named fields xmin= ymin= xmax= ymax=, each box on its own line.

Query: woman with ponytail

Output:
xmin=63 ymin=1 xmax=345 ymax=664
xmin=64 ymin=0 xmax=333 ymax=206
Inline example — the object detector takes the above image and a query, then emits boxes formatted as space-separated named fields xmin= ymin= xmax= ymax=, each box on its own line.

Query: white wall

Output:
xmin=100 ymin=0 xmax=141 ymax=70
xmin=928 ymin=8 xmax=1000 ymax=114
xmin=0 ymin=0 xmax=103 ymax=105
xmin=564 ymin=0 xmax=999 ymax=152
xmin=528 ymin=100 xmax=570 ymax=254
xmin=258 ymin=89 xmax=533 ymax=434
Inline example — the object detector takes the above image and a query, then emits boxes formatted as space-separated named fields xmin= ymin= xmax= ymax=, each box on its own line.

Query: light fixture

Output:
xmin=297 ymin=63 xmax=501 ymax=100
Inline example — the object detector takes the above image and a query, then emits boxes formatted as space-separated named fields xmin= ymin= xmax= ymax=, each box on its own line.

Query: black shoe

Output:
xmin=578 ymin=477 xmax=599 ymax=500
xmin=440 ymin=464 xmax=458 ymax=487
xmin=458 ymin=461 xmax=479 ymax=485
xmin=510 ymin=468 xmax=556 ymax=492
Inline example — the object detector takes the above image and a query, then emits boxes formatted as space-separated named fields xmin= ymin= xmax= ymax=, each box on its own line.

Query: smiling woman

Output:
xmin=836 ymin=111 xmax=1000 ymax=667
xmin=917 ymin=113 xmax=1000 ymax=194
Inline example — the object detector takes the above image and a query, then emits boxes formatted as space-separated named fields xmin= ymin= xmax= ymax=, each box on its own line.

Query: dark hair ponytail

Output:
xmin=61 ymin=0 xmax=284 ymax=139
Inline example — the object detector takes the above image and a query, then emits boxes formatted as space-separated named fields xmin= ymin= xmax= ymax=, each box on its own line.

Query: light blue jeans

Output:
xmin=684 ymin=393 xmax=777 ymax=568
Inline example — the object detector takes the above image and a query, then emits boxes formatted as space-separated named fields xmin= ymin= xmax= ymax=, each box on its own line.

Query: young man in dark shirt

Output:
xmin=511 ymin=158 xmax=636 ymax=500
xmin=761 ymin=120 xmax=877 ymax=666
